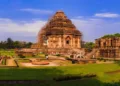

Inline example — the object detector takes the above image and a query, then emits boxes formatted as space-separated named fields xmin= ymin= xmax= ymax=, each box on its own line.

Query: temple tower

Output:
xmin=31 ymin=11 xmax=82 ymax=53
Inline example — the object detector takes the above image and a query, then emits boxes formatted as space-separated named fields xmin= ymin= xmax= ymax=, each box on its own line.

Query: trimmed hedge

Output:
xmin=53 ymin=74 xmax=96 ymax=81
xmin=1 ymin=59 xmax=6 ymax=65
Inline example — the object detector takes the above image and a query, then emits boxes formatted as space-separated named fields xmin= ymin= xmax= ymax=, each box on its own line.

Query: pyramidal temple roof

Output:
xmin=53 ymin=10 xmax=67 ymax=19
xmin=38 ymin=10 xmax=82 ymax=36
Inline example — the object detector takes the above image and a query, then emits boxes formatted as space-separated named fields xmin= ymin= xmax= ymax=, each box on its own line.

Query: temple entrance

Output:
xmin=66 ymin=40 xmax=70 ymax=44
xmin=65 ymin=36 xmax=71 ymax=48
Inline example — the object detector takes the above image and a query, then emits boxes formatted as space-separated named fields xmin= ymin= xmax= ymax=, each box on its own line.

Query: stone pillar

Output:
xmin=73 ymin=37 xmax=75 ymax=48
xmin=78 ymin=37 xmax=80 ymax=48
xmin=63 ymin=35 xmax=65 ymax=48
xmin=70 ymin=36 xmax=72 ymax=48
xmin=59 ymin=36 xmax=62 ymax=48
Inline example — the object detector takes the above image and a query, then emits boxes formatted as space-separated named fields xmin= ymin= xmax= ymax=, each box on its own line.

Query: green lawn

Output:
xmin=0 ymin=63 xmax=120 ymax=86
xmin=0 ymin=49 xmax=16 ymax=57
xmin=18 ymin=53 xmax=46 ymax=58
xmin=0 ymin=50 xmax=120 ymax=85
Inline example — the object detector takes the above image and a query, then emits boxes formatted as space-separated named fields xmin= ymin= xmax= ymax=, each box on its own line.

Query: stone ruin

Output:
xmin=31 ymin=10 xmax=83 ymax=54
xmin=16 ymin=10 xmax=120 ymax=59
xmin=95 ymin=37 xmax=120 ymax=58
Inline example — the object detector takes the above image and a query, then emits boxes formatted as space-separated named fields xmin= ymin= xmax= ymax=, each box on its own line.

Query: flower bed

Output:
xmin=32 ymin=62 xmax=49 ymax=65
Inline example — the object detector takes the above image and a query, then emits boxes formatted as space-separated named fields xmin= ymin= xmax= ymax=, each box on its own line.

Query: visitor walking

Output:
xmin=93 ymin=55 xmax=95 ymax=59
xmin=46 ymin=55 xmax=49 ymax=60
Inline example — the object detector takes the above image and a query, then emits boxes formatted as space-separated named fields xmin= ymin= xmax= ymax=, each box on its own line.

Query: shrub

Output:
xmin=18 ymin=54 xmax=25 ymax=58
xmin=65 ymin=57 xmax=71 ymax=60
xmin=17 ymin=59 xmax=30 ymax=63
xmin=56 ymin=54 xmax=61 ymax=56
xmin=32 ymin=54 xmax=35 ymax=57
xmin=97 ymin=57 xmax=104 ymax=61
xmin=70 ymin=55 xmax=74 ymax=58
xmin=104 ymin=59 xmax=106 ymax=62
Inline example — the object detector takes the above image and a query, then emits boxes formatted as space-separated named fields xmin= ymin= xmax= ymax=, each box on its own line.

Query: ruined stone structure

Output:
xmin=31 ymin=11 xmax=82 ymax=54
xmin=95 ymin=37 xmax=120 ymax=58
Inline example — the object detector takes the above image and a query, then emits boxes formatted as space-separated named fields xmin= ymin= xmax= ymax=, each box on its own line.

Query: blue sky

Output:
xmin=0 ymin=0 xmax=120 ymax=42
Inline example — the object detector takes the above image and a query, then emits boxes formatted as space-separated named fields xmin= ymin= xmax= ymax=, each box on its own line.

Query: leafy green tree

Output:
xmin=102 ymin=33 xmax=120 ymax=38
xmin=6 ymin=38 xmax=14 ymax=49
xmin=14 ymin=41 xmax=22 ymax=48
xmin=84 ymin=42 xmax=95 ymax=52
xmin=114 ymin=33 xmax=120 ymax=37
xmin=0 ymin=38 xmax=33 ymax=49
xmin=25 ymin=42 xmax=32 ymax=48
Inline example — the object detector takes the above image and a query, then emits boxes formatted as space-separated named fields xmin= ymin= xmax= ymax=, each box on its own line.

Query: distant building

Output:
xmin=95 ymin=37 xmax=120 ymax=58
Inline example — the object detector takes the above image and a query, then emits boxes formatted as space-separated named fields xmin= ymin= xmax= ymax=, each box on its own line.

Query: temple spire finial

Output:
xmin=56 ymin=10 xmax=64 ymax=12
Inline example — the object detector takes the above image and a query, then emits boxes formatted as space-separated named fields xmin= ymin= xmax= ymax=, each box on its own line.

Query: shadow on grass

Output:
xmin=0 ymin=78 xmax=120 ymax=86
xmin=0 ymin=68 xmax=120 ymax=86
xmin=114 ymin=60 xmax=120 ymax=66
xmin=0 ymin=67 xmax=64 ymax=80
xmin=54 ymin=78 xmax=120 ymax=86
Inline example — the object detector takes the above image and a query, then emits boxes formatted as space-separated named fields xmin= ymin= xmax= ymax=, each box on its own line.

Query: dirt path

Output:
xmin=6 ymin=58 xmax=17 ymax=66
xmin=21 ymin=62 xmax=59 ymax=67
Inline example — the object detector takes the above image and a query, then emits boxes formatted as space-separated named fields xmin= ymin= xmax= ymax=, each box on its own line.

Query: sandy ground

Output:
xmin=6 ymin=58 xmax=16 ymax=66
xmin=21 ymin=62 xmax=59 ymax=67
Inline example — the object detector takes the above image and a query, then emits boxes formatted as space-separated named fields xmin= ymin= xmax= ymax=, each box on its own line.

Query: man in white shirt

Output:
xmin=46 ymin=55 xmax=49 ymax=60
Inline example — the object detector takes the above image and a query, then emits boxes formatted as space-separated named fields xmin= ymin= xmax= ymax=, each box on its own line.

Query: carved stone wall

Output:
xmin=95 ymin=37 xmax=120 ymax=58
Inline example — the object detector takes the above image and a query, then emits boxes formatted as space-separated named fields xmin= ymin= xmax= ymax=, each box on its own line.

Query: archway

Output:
xmin=65 ymin=36 xmax=71 ymax=48
xmin=65 ymin=36 xmax=71 ymax=44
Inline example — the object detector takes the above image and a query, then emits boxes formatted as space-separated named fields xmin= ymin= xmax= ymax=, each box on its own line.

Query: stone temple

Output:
xmin=31 ymin=10 xmax=82 ymax=54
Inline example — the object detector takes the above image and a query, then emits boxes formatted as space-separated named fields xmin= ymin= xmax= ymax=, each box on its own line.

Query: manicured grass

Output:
xmin=0 ymin=63 xmax=120 ymax=86
xmin=35 ymin=53 xmax=45 ymax=58
xmin=0 ymin=49 xmax=16 ymax=57
xmin=16 ymin=59 xmax=30 ymax=63
xmin=19 ymin=53 xmax=46 ymax=58
xmin=1 ymin=59 xmax=6 ymax=65
xmin=0 ymin=50 xmax=120 ymax=85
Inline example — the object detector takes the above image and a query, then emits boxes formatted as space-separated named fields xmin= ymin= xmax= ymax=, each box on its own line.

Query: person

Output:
xmin=93 ymin=55 xmax=95 ymax=59
xmin=46 ymin=55 xmax=49 ymax=60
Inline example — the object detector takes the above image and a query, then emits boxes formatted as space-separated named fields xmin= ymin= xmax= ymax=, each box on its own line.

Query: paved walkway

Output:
xmin=6 ymin=58 xmax=17 ymax=66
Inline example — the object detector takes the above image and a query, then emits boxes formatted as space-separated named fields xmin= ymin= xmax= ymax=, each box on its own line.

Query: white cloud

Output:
xmin=72 ymin=18 xmax=120 ymax=42
xmin=0 ymin=18 xmax=46 ymax=37
xmin=94 ymin=13 xmax=120 ymax=18
xmin=20 ymin=8 xmax=53 ymax=14
xmin=0 ymin=18 xmax=47 ymax=42
xmin=1 ymin=16 xmax=120 ymax=42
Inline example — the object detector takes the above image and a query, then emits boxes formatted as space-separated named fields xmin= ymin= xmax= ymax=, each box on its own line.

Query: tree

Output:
xmin=0 ymin=38 xmax=33 ymax=49
xmin=84 ymin=42 xmax=95 ymax=52
xmin=102 ymin=33 xmax=120 ymax=38
xmin=14 ymin=41 xmax=21 ymax=48
xmin=6 ymin=38 xmax=14 ymax=49
xmin=25 ymin=42 xmax=32 ymax=48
